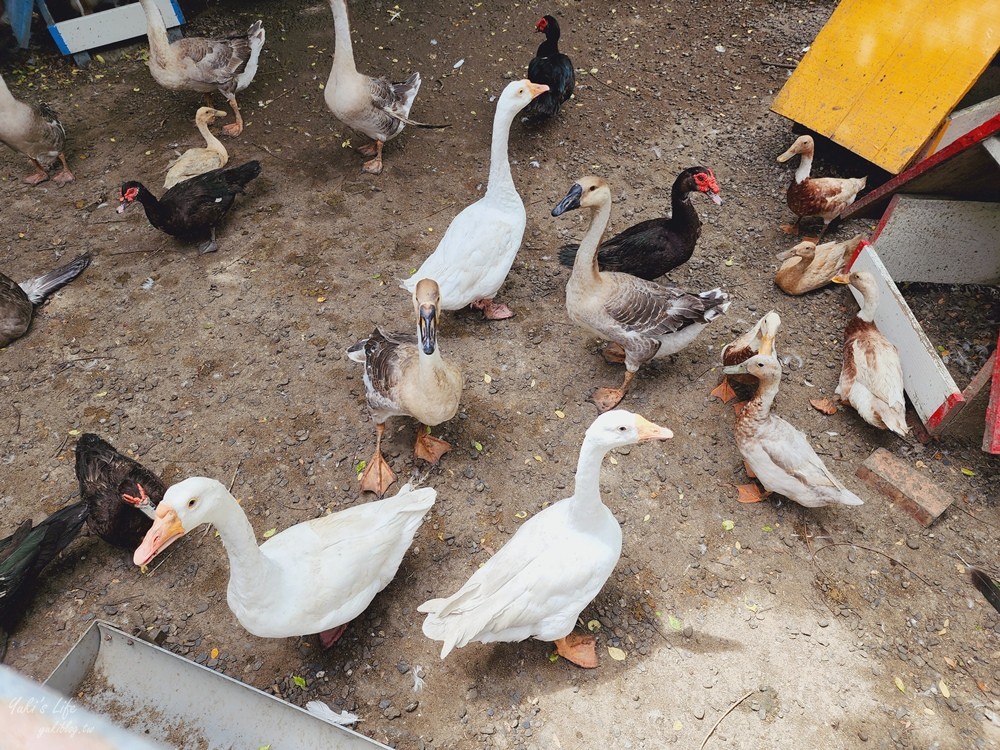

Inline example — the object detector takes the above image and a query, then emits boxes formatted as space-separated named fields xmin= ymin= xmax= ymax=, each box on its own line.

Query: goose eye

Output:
xmin=188 ymin=498 xmax=197 ymax=508
xmin=618 ymin=425 xmax=627 ymax=431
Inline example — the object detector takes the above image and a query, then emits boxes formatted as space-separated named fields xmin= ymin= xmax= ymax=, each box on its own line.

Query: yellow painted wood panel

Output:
xmin=772 ymin=0 xmax=1000 ymax=173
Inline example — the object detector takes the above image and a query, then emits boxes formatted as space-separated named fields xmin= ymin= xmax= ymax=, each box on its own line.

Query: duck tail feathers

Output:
xmin=20 ymin=253 xmax=92 ymax=305
xmin=971 ymin=567 xmax=1000 ymax=613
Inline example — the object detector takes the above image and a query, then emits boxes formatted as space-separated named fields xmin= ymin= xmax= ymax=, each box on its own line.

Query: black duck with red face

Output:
xmin=522 ymin=15 xmax=575 ymax=122
xmin=558 ymin=166 xmax=721 ymax=280
xmin=117 ymin=160 xmax=262 ymax=254
xmin=75 ymin=433 xmax=166 ymax=550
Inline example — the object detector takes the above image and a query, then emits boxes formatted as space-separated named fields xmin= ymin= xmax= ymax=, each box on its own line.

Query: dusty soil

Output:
xmin=2 ymin=1 xmax=999 ymax=749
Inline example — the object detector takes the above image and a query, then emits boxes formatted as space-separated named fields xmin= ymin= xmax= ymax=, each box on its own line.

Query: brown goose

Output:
xmin=552 ymin=176 xmax=730 ymax=411
xmin=138 ymin=0 xmax=264 ymax=137
xmin=0 ymin=254 xmax=91 ymax=347
xmin=347 ymin=279 xmax=463 ymax=496
xmin=0 ymin=72 xmax=74 ymax=186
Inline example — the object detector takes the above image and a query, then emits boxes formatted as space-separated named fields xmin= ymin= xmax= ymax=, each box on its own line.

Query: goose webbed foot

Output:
xmin=358 ymin=141 xmax=380 ymax=157
xmin=361 ymin=141 xmax=385 ymax=174
xmin=710 ymin=376 xmax=737 ymax=403
xmin=554 ymin=632 xmax=598 ymax=668
xmin=470 ymin=298 xmax=514 ymax=320
xmin=736 ymin=483 xmax=771 ymax=504
xmin=198 ymin=228 xmax=219 ymax=255
xmin=591 ymin=370 xmax=635 ymax=412
xmin=51 ymin=154 xmax=74 ymax=186
xmin=221 ymin=97 xmax=244 ymax=137
xmin=414 ymin=427 xmax=451 ymax=464
xmin=319 ymin=623 xmax=348 ymax=648
xmin=359 ymin=423 xmax=396 ymax=497
xmin=601 ymin=343 xmax=626 ymax=364
xmin=23 ymin=159 xmax=49 ymax=185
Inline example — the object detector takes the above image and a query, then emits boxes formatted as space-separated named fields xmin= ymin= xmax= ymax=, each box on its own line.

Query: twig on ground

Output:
xmin=813 ymin=542 xmax=932 ymax=586
xmin=700 ymin=690 xmax=755 ymax=749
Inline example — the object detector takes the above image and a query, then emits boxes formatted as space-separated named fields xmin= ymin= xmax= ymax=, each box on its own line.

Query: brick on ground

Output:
xmin=855 ymin=448 xmax=953 ymax=527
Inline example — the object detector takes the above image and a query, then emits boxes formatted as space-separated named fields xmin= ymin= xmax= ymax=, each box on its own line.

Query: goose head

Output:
xmin=551 ymin=175 xmax=611 ymax=216
xmin=776 ymin=135 xmax=815 ymax=163
xmin=196 ymin=106 xmax=229 ymax=126
xmin=498 ymin=79 xmax=549 ymax=117
xmin=775 ymin=239 xmax=816 ymax=262
xmin=723 ymin=353 xmax=782 ymax=384
xmin=134 ymin=477 xmax=231 ymax=565
xmin=413 ymin=277 xmax=441 ymax=356
xmin=585 ymin=409 xmax=673 ymax=453
xmin=831 ymin=269 xmax=879 ymax=303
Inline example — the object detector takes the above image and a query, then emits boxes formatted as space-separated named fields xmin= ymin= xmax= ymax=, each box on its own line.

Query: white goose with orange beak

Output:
xmin=135 ymin=477 xmax=434 ymax=647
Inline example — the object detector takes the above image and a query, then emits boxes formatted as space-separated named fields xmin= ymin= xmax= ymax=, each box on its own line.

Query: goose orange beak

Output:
xmin=526 ymin=81 xmax=550 ymax=98
xmin=830 ymin=274 xmax=851 ymax=284
xmin=134 ymin=506 xmax=185 ymax=566
xmin=634 ymin=415 xmax=673 ymax=442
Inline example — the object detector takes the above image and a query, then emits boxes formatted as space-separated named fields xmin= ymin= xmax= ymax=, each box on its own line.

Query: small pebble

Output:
xmin=693 ymin=707 xmax=705 ymax=720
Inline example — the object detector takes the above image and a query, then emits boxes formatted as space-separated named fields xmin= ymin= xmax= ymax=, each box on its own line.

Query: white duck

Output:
xmin=134 ymin=477 xmax=435 ymax=646
xmin=723 ymin=355 xmax=864 ymax=507
xmin=138 ymin=0 xmax=264 ymax=137
xmin=401 ymin=79 xmax=549 ymax=319
xmin=419 ymin=410 xmax=672 ymax=668
xmin=831 ymin=270 xmax=908 ymax=436
xmin=347 ymin=278 xmax=463 ymax=497
xmin=552 ymin=176 xmax=730 ymax=411
xmin=325 ymin=0 xmax=446 ymax=174
xmin=163 ymin=107 xmax=229 ymax=189
xmin=0 ymin=72 xmax=73 ymax=186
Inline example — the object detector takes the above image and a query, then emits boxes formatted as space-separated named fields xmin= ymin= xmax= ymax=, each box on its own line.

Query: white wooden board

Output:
xmin=871 ymin=195 xmax=1000 ymax=284
xmin=47 ymin=0 xmax=183 ymax=56
xmin=846 ymin=244 xmax=964 ymax=432
xmin=932 ymin=94 xmax=1000 ymax=155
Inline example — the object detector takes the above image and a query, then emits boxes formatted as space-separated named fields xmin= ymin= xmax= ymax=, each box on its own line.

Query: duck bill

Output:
xmin=116 ymin=202 xmax=129 ymax=214
xmin=723 ymin=362 xmax=748 ymax=376
xmin=551 ymin=183 xmax=583 ymax=217
xmin=134 ymin=507 xmax=186 ymax=566
xmin=419 ymin=304 xmax=438 ymax=355
xmin=634 ymin=415 xmax=673 ymax=442
xmin=526 ymin=81 xmax=550 ymax=99
xmin=709 ymin=192 xmax=723 ymax=205
xmin=830 ymin=274 xmax=851 ymax=285
xmin=775 ymin=248 xmax=794 ymax=261
xmin=776 ymin=146 xmax=797 ymax=163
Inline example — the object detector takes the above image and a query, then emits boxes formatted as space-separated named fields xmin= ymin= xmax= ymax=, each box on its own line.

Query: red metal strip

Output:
xmin=983 ymin=331 xmax=1000 ymax=454
xmin=926 ymin=392 xmax=965 ymax=431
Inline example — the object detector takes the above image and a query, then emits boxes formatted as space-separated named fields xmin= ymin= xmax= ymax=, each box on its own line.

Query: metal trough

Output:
xmin=32 ymin=620 xmax=390 ymax=749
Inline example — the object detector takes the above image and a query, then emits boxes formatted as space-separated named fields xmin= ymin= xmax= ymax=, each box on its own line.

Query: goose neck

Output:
xmin=857 ymin=288 xmax=878 ymax=323
xmin=197 ymin=118 xmax=227 ymax=159
xmin=329 ymin=0 xmax=357 ymax=74
xmin=211 ymin=498 xmax=276 ymax=602
xmin=138 ymin=0 xmax=171 ymax=52
xmin=485 ymin=102 xmax=518 ymax=197
xmin=794 ymin=153 xmax=813 ymax=184
xmin=571 ymin=435 xmax=612 ymax=512
xmin=571 ymin=198 xmax=611 ymax=285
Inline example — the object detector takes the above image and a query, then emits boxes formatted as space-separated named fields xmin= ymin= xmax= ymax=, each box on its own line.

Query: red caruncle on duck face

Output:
xmin=117 ymin=185 xmax=140 ymax=214
xmin=693 ymin=169 xmax=720 ymax=195
xmin=535 ymin=17 xmax=548 ymax=32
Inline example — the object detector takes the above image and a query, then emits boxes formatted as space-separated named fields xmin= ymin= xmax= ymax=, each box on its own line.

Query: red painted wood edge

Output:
xmin=844 ymin=112 xmax=1000 ymax=220
xmin=870 ymin=195 xmax=901 ymax=243
xmin=984 ymin=331 xmax=1000 ymax=454
xmin=927 ymin=392 xmax=965 ymax=431
xmin=844 ymin=238 xmax=871 ymax=271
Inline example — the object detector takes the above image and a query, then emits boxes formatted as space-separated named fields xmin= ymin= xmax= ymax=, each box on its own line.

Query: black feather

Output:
xmin=970 ymin=567 xmax=1000 ymax=613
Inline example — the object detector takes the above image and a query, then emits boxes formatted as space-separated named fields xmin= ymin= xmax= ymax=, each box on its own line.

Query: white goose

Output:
xmin=134 ymin=477 xmax=435 ymax=646
xmin=0 ymin=72 xmax=73 ymax=186
xmin=401 ymin=79 xmax=548 ymax=319
xmin=163 ymin=107 xmax=229 ymax=189
xmin=137 ymin=0 xmax=264 ymax=137
xmin=325 ymin=0 xmax=445 ymax=174
xmin=419 ymin=410 xmax=672 ymax=668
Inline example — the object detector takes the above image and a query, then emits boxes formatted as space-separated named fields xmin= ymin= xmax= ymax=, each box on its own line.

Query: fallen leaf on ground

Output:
xmin=939 ymin=680 xmax=950 ymax=698
xmin=810 ymin=398 xmax=838 ymax=415
xmin=293 ymin=675 xmax=307 ymax=689
xmin=607 ymin=647 xmax=626 ymax=661
xmin=894 ymin=676 xmax=905 ymax=693
xmin=263 ymin=528 xmax=277 ymax=539
xmin=210 ymin=647 xmax=219 ymax=659
xmin=587 ymin=620 xmax=601 ymax=632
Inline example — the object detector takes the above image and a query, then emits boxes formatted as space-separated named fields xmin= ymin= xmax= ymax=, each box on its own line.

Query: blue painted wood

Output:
xmin=8 ymin=0 xmax=33 ymax=47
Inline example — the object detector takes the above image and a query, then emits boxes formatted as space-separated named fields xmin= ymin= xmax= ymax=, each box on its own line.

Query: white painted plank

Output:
xmin=48 ymin=0 xmax=182 ymax=56
xmin=871 ymin=196 xmax=1000 ymax=284
xmin=932 ymin=94 xmax=1000 ymax=155
xmin=846 ymin=245 xmax=963 ymax=431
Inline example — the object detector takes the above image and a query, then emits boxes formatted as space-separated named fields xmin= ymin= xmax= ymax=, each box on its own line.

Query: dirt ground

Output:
xmin=2 ymin=0 xmax=999 ymax=748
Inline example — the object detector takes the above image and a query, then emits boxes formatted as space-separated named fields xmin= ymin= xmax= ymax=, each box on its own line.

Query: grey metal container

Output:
xmin=37 ymin=620 xmax=390 ymax=749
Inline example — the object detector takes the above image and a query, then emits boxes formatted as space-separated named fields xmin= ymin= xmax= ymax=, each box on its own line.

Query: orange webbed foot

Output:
xmin=601 ymin=343 xmax=626 ymax=364
xmin=591 ymin=387 xmax=626 ymax=412
xmin=779 ymin=222 xmax=799 ymax=235
xmin=710 ymin=377 xmax=738 ymax=403
xmin=554 ymin=632 xmax=599 ymax=668
xmin=359 ymin=451 xmax=396 ymax=497
xmin=736 ymin=483 xmax=771 ymax=504
xmin=414 ymin=428 xmax=451 ymax=464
